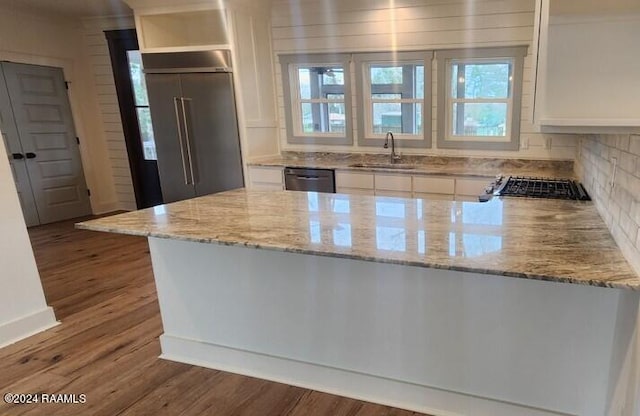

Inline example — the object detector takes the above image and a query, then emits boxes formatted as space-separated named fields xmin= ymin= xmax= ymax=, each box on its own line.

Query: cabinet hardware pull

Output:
xmin=180 ymin=97 xmax=196 ymax=186
xmin=174 ymin=97 xmax=191 ymax=185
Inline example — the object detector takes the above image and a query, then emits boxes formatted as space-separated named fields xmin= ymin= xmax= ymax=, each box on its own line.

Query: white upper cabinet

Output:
xmin=137 ymin=8 xmax=230 ymax=51
xmin=533 ymin=0 xmax=640 ymax=132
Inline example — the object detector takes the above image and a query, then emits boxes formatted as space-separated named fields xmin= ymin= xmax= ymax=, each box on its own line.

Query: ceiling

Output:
xmin=0 ymin=0 xmax=132 ymax=18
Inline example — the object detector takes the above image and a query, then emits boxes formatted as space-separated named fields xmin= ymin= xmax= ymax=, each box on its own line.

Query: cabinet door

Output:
xmin=455 ymin=178 xmax=489 ymax=197
xmin=248 ymin=166 xmax=283 ymax=190
xmin=335 ymin=170 xmax=374 ymax=190
xmin=374 ymin=173 xmax=412 ymax=192
xmin=179 ymin=72 xmax=244 ymax=197
xmin=413 ymin=176 xmax=455 ymax=195
xmin=146 ymin=73 xmax=196 ymax=203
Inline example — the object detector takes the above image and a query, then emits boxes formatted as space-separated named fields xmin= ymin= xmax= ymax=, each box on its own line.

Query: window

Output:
xmin=355 ymin=52 xmax=432 ymax=148
xmin=436 ymin=47 xmax=527 ymax=150
xmin=126 ymin=50 xmax=156 ymax=160
xmin=280 ymin=54 xmax=353 ymax=145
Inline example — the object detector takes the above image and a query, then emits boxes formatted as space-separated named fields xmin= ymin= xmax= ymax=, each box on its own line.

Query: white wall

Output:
xmin=0 ymin=7 xmax=119 ymax=214
xmin=81 ymin=16 xmax=138 ymax=211
xmin=270 ymin=0 xmax=578 ymax=160
xmin=0 ymin=131 xmax=57 ymax=347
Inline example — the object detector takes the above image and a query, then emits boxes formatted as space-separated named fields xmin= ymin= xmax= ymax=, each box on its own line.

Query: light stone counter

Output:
xmin=78 ymin=188 xmax=638 ymax=289
xmin=76 ymin=189 xmax=640 ymax=415
xmin=247 ymin=152 xmax=575 ymax=178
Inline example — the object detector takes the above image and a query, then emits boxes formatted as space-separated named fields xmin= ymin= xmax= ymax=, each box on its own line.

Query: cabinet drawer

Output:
xmin=336 ymin=171 xmax=374 ymax=189
xmin=249 ymin=166 xmax=283 ymax=185
xmin=374 ymin=174 xmax=412 ymax=191
xmin=455 ymin=178 xmax=490 ymax=196
xmin=413 ymin=176 xmax=455 ymax=195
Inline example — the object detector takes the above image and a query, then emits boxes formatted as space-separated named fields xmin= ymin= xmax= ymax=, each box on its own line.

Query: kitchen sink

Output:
xmin=349 ymin=163 xmax=416 ymax=170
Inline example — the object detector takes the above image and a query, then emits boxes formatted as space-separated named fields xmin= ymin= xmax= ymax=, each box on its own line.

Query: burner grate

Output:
xmin=499 ymin=176 xmax=587 ymax=200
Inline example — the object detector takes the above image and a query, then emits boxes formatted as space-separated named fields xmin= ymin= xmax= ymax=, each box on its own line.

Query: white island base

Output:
xmin=148 ymin=237 xmax=640 ymax=416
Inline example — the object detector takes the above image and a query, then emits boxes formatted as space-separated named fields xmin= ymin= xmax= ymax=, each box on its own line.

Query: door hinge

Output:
xmin=64 ymin=81 xmax=69 ymax=90
xmin=76 ymin=137 xmax=80 ymax=145
xmin=87 ymin=189 xmax=91 ymax=197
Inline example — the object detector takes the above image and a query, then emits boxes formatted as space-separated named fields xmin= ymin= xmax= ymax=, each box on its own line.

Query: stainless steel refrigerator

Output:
xmin=142 ymin=51 xmax=244 ymax=203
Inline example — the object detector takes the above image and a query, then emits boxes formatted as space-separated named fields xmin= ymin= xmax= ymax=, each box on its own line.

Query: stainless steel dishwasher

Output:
xmin=284 ymin=168 xmax=335 ymax=193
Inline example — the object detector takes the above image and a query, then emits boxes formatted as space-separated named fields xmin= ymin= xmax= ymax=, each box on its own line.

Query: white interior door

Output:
xmin=1 ymin=62 xmax=91 ymax=225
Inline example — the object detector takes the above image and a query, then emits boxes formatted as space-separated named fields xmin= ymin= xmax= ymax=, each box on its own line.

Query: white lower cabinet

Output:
xmin=251 ymin=166 xmax=491 ymax=201
xmin=454 ymin=178 xmax=489 ymax=200
xmin=335 ymin=170 xmax=374 ymax=195
xmin=247 ymin=166 xmax=284 ymax=190
xmin=374 ymin=174 xmax=412 ymax=193
xmin=412 ymin=176 xmax=455 ymax=198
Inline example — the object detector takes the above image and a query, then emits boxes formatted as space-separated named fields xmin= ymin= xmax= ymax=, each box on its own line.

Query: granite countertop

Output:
xmin=77 ymin=189 xmax=639 ymax=290
xmin=248 ymin=152 xmax=575 ymax=178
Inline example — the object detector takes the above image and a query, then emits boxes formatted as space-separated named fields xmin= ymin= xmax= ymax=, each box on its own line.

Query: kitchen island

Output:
xmin=78 ymin=189 xmax=640 ymax=416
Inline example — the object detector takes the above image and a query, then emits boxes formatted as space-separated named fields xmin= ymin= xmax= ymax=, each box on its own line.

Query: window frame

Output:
xmin=354 ymin=51 xmax=433 ymax=148
xmin=436 ymin=46 xmax=528 ymax=151
xmin=280 ymin=53 xmax=353 ymax=145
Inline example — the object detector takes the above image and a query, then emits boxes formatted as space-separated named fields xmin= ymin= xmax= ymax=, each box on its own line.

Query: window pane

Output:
xmin=372 ymin=102 xmax=422 ymax=134
xmin=373 ymin=102 xmax=401 ymax=133
xmin=136 ymin=107 xmax=157 ymax=160
xmin=450 ymin=64 xmax=459 ymax=98
xmin=452 ymin=62 xmax=510 ymax=99
xmin=451 ymin=103 xmax=507 ymax=137
xmin=323 ymin=68 xmax=344 ymax=85
xmin=127 ymin=51 xmax=149 ymax=106
xmin=415 ymin=65 xmax=424 ymax=99
xmin=298 ymin=68 xmax=311 ymax=99
xmin=298 ymin=66 xmax=344 ymax=99
xmin=301 ymin=102 xmax=346 ymax=134
xmin=370 ymin=66 xmax=403 ymax=84
xmin=326 ymin=93 xmax=344 ymax=100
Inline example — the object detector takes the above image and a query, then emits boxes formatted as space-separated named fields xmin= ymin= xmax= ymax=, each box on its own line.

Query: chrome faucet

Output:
xmin=383 ymin=131 xmax=401 ymax=164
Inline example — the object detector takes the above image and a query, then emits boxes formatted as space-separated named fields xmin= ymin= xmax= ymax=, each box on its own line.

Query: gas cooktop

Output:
xmin=480 ymin=176 xmax=591 ymax=202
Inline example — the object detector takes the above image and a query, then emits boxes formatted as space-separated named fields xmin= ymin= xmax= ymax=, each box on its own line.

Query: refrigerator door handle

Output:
xmin=180 ymin=97 xmax=197 ymax=185
xmin=173 ymin=97 xmax=192 ymax=185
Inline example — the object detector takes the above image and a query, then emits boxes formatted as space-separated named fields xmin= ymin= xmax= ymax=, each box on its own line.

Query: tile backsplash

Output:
xmin=576 ymin=134 xmax=640 ymax=275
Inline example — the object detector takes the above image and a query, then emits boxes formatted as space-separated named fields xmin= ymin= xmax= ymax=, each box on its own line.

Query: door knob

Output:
xmin=25 ymin=152 xmax=36 ymax=159
xmin=11 ymin=153 xmax=24 ymax=160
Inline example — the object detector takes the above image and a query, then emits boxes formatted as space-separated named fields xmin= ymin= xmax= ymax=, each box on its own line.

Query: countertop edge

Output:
xmin=76 ymin=222 xmax=640 ymax=291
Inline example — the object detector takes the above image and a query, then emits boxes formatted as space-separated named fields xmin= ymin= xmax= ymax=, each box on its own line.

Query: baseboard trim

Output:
xmin=159 ymin=334 xmax=572 ymax=416
xmin=0 ymin=307 xmax=58 ymax=349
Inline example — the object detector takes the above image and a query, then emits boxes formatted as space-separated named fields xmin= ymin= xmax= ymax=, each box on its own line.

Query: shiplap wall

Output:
xmin=81 ymin=17 xmax=137 ymax=211
xmin=271 ymin=0 xmax=578 ymax=160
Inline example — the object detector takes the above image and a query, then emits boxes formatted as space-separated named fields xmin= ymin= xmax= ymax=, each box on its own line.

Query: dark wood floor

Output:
xmin=0 ymin=216 xmax=429 ymax=416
